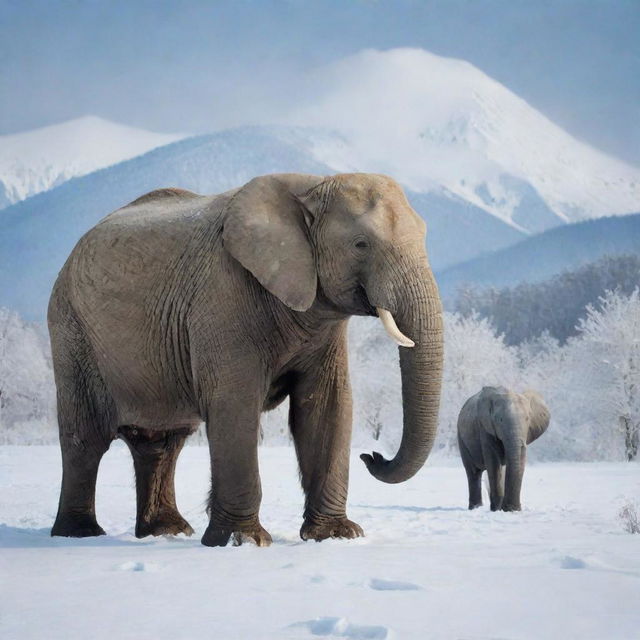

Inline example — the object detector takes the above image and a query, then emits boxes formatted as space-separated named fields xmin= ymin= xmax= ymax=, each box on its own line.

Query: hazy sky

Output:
xmin=2 ymin=0 xmax=639 ymax=164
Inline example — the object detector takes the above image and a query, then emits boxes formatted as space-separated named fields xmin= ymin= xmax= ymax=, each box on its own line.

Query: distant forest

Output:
xmin=454 ymin=254 xmax=640 ymax=345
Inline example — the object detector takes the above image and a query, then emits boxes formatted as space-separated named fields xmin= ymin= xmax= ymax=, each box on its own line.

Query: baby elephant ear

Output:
xmin=524 ymin=390 xmax=551 ymax=443
xmin=222 ymin=174 xmax=324 ymax=312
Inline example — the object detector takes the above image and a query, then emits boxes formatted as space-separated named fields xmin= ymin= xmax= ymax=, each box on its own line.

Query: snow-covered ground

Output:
xmin=1 ymin=444 xmax=638 ymax=639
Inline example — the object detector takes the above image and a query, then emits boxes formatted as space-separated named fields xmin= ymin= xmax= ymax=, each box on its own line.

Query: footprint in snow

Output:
xmin=555 ymin=555 xmax=587 ymax=570
xmin=289 ymin=617 xmax=391 ymax=639
xmin=115 ymin=561 xmax=160 ymax=572
xmin=369 ymin=578 xmax=421 ymax=591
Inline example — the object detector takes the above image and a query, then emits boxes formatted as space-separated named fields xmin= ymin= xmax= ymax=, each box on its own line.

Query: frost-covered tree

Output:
xmin=516 ymin=333 xmax=585 ymax=461
xmin=572 ymin=289 xmax=640 ymax=460
xmin=518 ymin=289 xmax=640 ymax=461
xmin=456 ymin=254 xmax=640 ymax=344
xmin=2 ymin=288 xmax=639 ymax=462
xmin=0 ymin=308 xmax=56 ymax=443
xmin=349 ymin=312 xmax=521 ymax=455
xmin=349 ymin=317 xmax=400 ymax=450
xmin=437 ymin=312 xmax=521 ymax=453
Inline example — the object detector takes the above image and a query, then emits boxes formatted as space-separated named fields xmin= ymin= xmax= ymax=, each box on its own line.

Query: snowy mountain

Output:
xmin=0 ymin=125 xmax=523 ymax=321
xmin=3 ymin=49 xmax=639 ymax=320
xmin=0 ymin=128 xmax=334 ymax=320
xmin=5 ymin=49 xmax=639 ymax=235
xmin=287 ymin=48 xmax=640 ymax=232
xmin=436 ymin=213 xmax=640 ymax=301
xmin=0 ymin=116 xmax=184 ymax=209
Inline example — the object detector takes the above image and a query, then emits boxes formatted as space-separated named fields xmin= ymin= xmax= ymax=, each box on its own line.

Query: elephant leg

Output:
xmin=119 ymin=426 xmax=195 ymax=537
xmin=201 ymin=388 xmax=271 ymax=548
xmin=458 ymin=435 xmax=482 ymax=509
xmin=290 ymin=336 xmax=363 ymax=541
xmin=53 ymin=433 xmax=111 ymax=537
xmin=51 ymin=345 xmax=115 ymax=537
xmin=503 ymin=444 xmax=526 ymax=512
xmin=481 ymin=434 xmax=505 ymax=512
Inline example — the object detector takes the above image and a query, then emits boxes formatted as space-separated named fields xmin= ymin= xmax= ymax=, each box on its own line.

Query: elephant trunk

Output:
xmin=502 ymin=424 xmax=525 ymax=511
xmin=361 ymin=262 xmax=444 ymax=483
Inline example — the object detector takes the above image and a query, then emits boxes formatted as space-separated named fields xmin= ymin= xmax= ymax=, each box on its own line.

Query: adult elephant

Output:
xmin=49 ymin=173 xmax=444 ymax=547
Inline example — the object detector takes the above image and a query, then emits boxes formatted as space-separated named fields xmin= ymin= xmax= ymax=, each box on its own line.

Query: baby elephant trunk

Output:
xmin=502 ymin=423 xmax=526 ymax=511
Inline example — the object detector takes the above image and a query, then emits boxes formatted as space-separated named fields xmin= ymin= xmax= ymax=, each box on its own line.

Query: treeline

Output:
xmin=0 ymin=308 xmax=55 ymax=443
xmin=2 ymin=287 xmax=639 ymax=461
xmin=454 ymin=254 xmax=640 ymax=345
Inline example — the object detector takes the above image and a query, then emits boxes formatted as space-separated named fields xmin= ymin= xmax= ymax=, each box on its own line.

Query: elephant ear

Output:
xmin=524 ymin=390 xmax=550 ymax=444
xmin=222 ymin=174 xmax=324 ymax=312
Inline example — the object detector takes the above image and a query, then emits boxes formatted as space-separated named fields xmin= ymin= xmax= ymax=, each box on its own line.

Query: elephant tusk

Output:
xmin=376 ymin=308 xmax=415 ymax=348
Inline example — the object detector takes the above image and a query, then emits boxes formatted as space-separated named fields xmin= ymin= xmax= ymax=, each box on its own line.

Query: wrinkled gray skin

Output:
xmin=49 ymin=173 xmax=444 ymax=546
xmin=457 ymin=387 xmax=550 ymax=511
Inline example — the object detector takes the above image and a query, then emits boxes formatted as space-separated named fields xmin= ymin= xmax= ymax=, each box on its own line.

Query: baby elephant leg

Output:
xmin=503 ymin=444 xmax=526 ymax=512
xmin=459 ymin=436 xmax=483 ymax=509
xmin=119 ymin=426 xmax=194 ymax=537
xmin=481 ymin=434 xmax=505 ymax=511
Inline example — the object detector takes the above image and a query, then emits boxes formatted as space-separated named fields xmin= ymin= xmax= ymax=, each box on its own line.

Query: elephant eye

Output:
xmin=354 ymin=238 xmax=369 ymax=250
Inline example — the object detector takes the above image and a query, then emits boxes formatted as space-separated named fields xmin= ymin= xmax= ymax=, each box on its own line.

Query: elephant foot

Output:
xmin=136 ymin=510 xmax=194 ymax=538
xmin=468 ymin=501 xmax=483 ymax=510
xmin=51 ymin=512 xmax=106 ymax=538
xmin=502 ymin=503 xmax=521 ymax=512
xmin=300 ymin=516 xmax=364 ymax=541
xmin=490 ymin=498 xmax=503 ymax=512
xmin=201 ymin=521 xmax=272 ymax=548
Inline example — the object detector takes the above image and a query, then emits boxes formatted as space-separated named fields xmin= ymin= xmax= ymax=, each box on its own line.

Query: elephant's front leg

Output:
xmin=481 ymin=433 xmax=505 ymax=511
xmin=202 ymin=386 xmax=272 ymax=548
xmin=503 ymin=444 xmax=526 ymax=512
xmin=290 ymin=340 xmax=363 ymax=541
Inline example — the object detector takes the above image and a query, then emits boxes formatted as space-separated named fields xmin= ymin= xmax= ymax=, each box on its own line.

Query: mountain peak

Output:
xmin=0 ymin=116 xmax=186 ymax=208
xmin=290 ymin=48 xmax=640 ymax=228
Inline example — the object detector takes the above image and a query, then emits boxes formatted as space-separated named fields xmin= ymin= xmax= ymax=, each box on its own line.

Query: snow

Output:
xmin=1 ymin=444 xmax=638 ymax=639
xmin=0 ymin=116 xmax=184 ymax=208
xmin=288 ymin=48 xmax=640 ymax=229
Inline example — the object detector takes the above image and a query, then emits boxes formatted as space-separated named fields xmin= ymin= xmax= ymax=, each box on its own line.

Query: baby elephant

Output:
xmin=457 ymin=386 xmax=550 ymax=511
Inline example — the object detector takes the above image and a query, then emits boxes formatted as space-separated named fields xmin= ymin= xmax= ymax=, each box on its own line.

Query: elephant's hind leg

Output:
xmin=118 ymin=426 xmax=195 ymax=537
xmin=53 ymin=428 xmax=111 ymax=537
xmin=51 ymin=329 xmax=115 ymax=537
xmin=459 ymin=435 xmax=483 ymax=509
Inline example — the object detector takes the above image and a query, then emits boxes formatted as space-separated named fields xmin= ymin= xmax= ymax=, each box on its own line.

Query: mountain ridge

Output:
xmin=0 ymin=116 xmax=185 ymax=209
xmin=288 ymin=48 xmax=640 ymax=230
xmin=436 ymin=213 xmax=640 ymax=302
xmin=3 ymin=49 xmax=639 ymax=234
xmin=0 ymin=125 xmax=523 ymax=321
